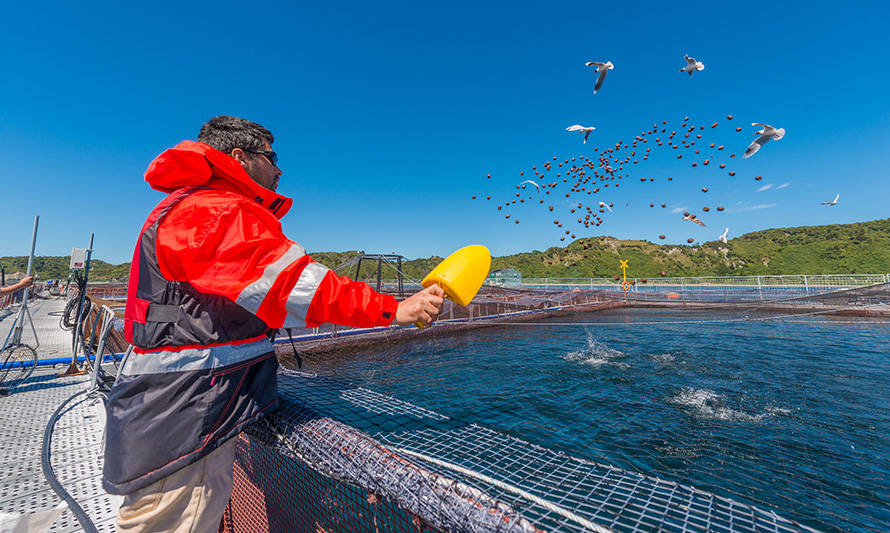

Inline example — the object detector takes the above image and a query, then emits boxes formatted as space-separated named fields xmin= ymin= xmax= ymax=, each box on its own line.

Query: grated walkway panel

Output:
xmin=0 ymin=298 xmax=74 ymax=360
xmin=1 ymin=296 xmax=120 ymax=533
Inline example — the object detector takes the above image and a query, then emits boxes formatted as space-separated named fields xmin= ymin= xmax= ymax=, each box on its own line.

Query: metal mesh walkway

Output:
xmin=0 ymin=298 xmax=73 ymax=360
xmin=0 ymin=368 xmax=120 ymax=531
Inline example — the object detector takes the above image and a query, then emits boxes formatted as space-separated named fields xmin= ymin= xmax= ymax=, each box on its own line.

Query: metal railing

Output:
xmin=522 ymin=274 xmax=890 ymax=303
xmin=521 ymin=274 xmax=889 ymax=289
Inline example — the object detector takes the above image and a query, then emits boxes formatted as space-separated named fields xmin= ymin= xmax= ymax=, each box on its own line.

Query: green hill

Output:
xmin=3 ymin=219 xmax=889 ymax=282
xmin=480 ymin=218 xmax=890 ymax=278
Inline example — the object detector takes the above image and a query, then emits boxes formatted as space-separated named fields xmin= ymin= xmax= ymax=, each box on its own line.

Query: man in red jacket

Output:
xmin=105 ymin=115 xmax=444 ymax=532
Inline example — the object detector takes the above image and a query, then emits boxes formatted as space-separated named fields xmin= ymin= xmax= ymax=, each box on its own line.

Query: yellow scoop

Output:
xmin=415 ymin=244 xmax=491 ymax=329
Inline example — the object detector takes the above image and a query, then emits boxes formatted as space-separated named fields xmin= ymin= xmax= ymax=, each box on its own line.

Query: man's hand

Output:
xmin=395 ymin=284 xmax=445 ymax=327
xmin=20 ymin=276 xmax=34 ymax=288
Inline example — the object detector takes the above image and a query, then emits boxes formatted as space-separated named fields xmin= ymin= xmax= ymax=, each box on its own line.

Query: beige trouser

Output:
xmin=116 ymin=437 xmax=238 ymax=533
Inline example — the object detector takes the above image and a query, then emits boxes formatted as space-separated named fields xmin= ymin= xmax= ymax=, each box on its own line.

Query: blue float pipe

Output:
xmin=4 ymin=353 xmax=125 ymax=369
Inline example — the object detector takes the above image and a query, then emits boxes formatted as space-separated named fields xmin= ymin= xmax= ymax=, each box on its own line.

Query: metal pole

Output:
xmin=19 ymin=216 xmax=39 ymax=308
xmin=10 ymin=216 xmax=39 ymax=345
xmin=376 ymin=256 xmax=382 ymax=293
xmin=397 ymin=257 xmax=403 ymax=298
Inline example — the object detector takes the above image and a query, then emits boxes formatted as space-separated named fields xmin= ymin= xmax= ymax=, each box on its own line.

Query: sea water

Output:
xmin=313 ymin=309 xmax=890 ymax=532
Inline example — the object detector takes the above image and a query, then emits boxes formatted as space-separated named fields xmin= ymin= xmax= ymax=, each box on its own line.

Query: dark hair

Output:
xmin=197 ymin=115 xmax=274 ymax=154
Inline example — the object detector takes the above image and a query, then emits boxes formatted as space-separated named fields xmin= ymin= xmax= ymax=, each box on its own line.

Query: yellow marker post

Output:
xmin=619 ymin=260 xmax=631 ymax=292
xmin=415 ymin=245 xmax=492 ymax=329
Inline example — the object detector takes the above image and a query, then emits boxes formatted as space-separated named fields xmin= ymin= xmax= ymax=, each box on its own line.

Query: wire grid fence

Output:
xmin=0 ymin=291 xmax=18 ymax=314
xmin=277 ymin=286 xmax=618 ymax=352
xmin=0 ymin=285 xmax=42 ymax=317
xmin=522 ymin=274 xmax=890 ymax=303
xmin=276 ymin=280 xmax=890 ymax=355
xmin=71 ymin=274 xmax=890 ymax=329
xmin=73 ymin=296 xmax=128 ymax=378
xmin=222 ymin=371 xmax=820 ymax=533
xmin=84 ymin=283 xmax=128 ymax=300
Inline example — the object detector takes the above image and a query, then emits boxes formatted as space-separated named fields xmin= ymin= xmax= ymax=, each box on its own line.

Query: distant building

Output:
xmin=487 ymin=267 xmax=522 ymax=289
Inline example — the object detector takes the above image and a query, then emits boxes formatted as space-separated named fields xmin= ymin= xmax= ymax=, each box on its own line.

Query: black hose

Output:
xmin=41 ymin=388 xmax=101 ymax=533
xmin=60 ymin=271 xmax=89 ymax=331
xmin=61 ymin=294 xmax=91 ymax=332
xmin=60 ymin=298 xmax=77 ymax=330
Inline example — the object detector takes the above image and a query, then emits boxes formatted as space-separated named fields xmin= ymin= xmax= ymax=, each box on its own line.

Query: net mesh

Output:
xmin=222 ymin=369 xmax=822 ymax=533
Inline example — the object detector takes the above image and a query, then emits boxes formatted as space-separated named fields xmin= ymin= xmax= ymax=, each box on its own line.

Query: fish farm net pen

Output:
xmin=221 ymin=371 xmax=822 ymax=533
xmin=217 ymin=280 xmax=890 ymax=532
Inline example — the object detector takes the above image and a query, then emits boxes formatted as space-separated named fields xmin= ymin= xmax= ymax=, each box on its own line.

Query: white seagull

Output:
xmin=585 ymin=60 xmax=614 ymax=94
xmin=566 ymin=124 xmax=596 ymax=143
xmin=821 ymin=193 xmax=839 ymax=206
xmin=598 ymin=201 xmax=612 ymax=212
xmin=682 ymin=213 xmax=706 ymax=227
xmin=719 ymin=227 xmax=729 ymax=243
xmin=519 ymin=179 xmax=540 ymax=192
xmin=744 ymin=123 xmax=786 ymax=158
xmin=679 ymin=54 xmax=705 ymax=76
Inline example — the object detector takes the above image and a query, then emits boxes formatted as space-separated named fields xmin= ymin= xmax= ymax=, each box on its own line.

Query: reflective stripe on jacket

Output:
xmin=103 ymin=141 xmax=398 ymax=494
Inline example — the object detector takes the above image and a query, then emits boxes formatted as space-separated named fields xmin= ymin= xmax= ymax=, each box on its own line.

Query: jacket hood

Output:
xmin=144 ymin=140 xmax=292 ymax=219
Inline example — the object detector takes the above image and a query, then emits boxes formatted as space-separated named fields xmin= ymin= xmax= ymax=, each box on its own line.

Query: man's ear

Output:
xmin=230 ymin=148 xmax=248 ymax=166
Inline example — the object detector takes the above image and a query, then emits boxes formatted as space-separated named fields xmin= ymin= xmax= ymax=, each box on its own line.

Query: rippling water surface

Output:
xmin=312 ymin=309 xmax=890 ymax=532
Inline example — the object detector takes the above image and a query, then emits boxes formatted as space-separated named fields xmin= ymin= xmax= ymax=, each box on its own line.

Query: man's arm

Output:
xmin=157 ymin=195 xmax=443 ymax=329
xmin=0 ymin=276 xmax=33 ymax=296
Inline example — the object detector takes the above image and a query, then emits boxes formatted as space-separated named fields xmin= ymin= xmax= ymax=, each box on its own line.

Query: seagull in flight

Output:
xmin=682 ymin=213 xmax=706 ymax=227
xmin=519 ymin=179 xmax=540 ymax=192
xmin=679 ymin=54 xmax=705 ymax=76
xmin=744 ymin=123 xmax=786 ymax=158
xmin=719 ymin=227 xmax=729 ymax=243
xmin=598 ymin=201 xmax=612 ymax=212
xmin=566 ymin=124 xmax=596 ymax=143
xmin=821 ymin=193 xmax=839 ymax=206
xmin=585 ymin=60 xmax=614 ymax=94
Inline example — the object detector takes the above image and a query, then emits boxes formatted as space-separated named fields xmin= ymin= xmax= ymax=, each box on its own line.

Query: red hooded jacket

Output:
xmin=105 ymin=141 xmax=397 ymax=495
xmin=139 ymin=140 xmax=397 ymax=331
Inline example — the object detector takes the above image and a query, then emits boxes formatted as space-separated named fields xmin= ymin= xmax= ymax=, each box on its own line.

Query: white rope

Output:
xmin=390 ymin=446 xmax=613 ymax=533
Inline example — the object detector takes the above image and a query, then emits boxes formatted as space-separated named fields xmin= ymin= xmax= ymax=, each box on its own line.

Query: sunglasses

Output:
xmin=247 ymin=149 xmax=278 ymax=166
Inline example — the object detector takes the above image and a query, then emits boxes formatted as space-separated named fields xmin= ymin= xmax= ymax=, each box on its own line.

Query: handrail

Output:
xmin=88 ymin=305 xmax=118 ymax=390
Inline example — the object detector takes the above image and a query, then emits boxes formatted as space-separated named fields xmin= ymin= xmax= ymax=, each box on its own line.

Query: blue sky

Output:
xmin=1 ymin=1 xmax=888 ymax=264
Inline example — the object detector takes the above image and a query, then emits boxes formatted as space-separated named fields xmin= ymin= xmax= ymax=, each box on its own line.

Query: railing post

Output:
xmin=803 ymin=275 xmax=808 ymax=292
xmin=756 ymin=276 xmax=763 ymax=301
